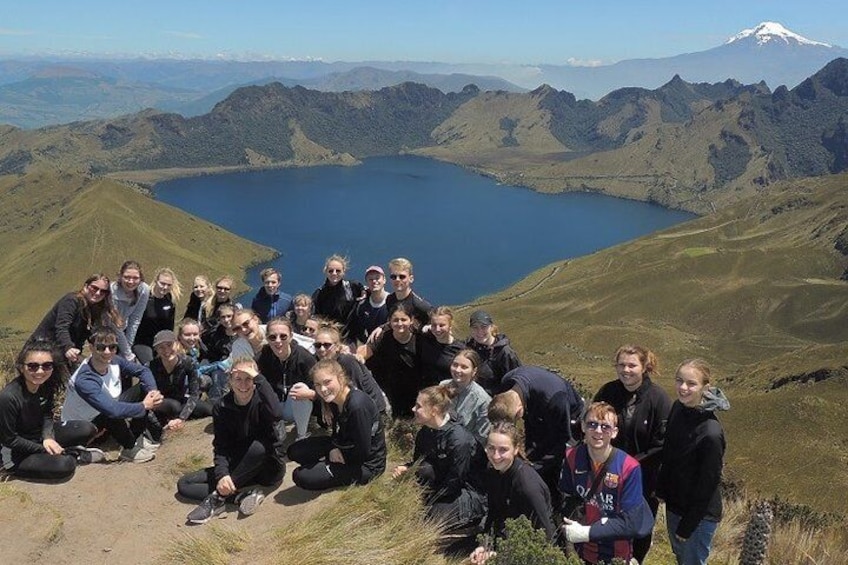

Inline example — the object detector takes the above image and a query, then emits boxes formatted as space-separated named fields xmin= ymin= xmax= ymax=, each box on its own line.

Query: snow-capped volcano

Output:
xmin=726 ymin=22 xmax=831 ymax=48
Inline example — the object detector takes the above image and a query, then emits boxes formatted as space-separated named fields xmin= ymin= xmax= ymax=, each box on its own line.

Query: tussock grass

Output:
xmin=271 ymin=477 xmax=452 ymax=565
xmin=163 ymin=525 xmax=250 ymax=565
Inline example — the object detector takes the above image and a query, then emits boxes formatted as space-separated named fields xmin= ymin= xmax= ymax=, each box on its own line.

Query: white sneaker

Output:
xmin=120 ymin=445 xmax=156 ymax=463
xmin=135 ymin=434 xmax=161 ymax=451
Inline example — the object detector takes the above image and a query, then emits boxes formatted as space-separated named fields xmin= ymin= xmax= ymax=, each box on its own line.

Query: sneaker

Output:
xmin=66 ymin=446 xmax=106 ymax=464
xmin=187 ymin=492 xmax=226 ymax=525
xmin=236 ymin=489 xmax=265 ymax=516
xmin=295 ymin=432 xmax=311 ymax=442
xmin=135 ymin=434 xmax=161 ymax=451
xmin=119 ymin=445 xmax=156 ymax=463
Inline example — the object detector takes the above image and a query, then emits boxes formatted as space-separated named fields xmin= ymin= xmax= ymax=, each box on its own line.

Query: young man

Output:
xmin=487 ymin=365 xmax=584 ymax=506
xmin=347 ymin=265 xmax=389 ymax=345
xmin=384 ymin=257 xmax=432 ymax=327
xmin=62 ymin=328 xmax=163 ymax=463
xmin=177 ymin=357 xmax=285 ymax=524
xmin=559 ymin=401 xmax=655 ymax=564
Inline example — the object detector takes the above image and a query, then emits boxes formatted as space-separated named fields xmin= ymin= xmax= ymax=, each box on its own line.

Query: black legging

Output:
xmin=177 ymin=440 xmax=285 ymax=501
xmin=10 ymin=420 xmax=98 ymax=482
xmin=147 ymin=398 xmax=214 ymax=442
xmin=287 ymin=436 xmax=366 ymax=491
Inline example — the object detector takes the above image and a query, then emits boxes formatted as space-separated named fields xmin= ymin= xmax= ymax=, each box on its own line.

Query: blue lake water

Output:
xmin=155 ymin=156 xmax=694 ymax=305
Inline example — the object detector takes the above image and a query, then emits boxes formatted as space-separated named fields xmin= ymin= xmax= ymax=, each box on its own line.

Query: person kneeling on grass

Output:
xmin=178 ymin=357 xmax=286 ymax=524
xmin=61 ymin=328 xmax=163 ymax=463
xmin=288 ymin=359 xmax=386 ymax=491
xmin=559 ymin=401 xmax=655 ymax=565
xmin=0 ymin=339 xmax=105 ymax=481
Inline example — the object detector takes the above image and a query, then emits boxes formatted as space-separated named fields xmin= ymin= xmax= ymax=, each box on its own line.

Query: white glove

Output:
xmin=562 ymin=517 xmax=591 ymax=543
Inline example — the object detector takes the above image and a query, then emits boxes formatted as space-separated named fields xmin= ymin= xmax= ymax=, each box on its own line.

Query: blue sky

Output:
xmin=1 ymin=1 xmax=845 ymax=64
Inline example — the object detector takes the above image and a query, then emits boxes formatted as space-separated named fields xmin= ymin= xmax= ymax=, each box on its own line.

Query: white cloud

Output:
xmin=164 ymin=31 xmax=203 ymax=40
xmin=566 ymin=57 xmax=604 ymax=67
xmin=0 ymin=28 xmax=34 ymax=36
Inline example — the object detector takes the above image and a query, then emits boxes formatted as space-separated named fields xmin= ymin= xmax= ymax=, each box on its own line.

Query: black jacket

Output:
xmin=501 ymin=366 xmax=584 ymax=473
xmin=256 ymin=342 xmax=316 ymax=401
xmin=149 ymin=354 xmax=201 ymax=420
xmin=312 ymin=278 xmax=364 ymax=329
xmin=594 ymin=376 xmax=672 ymax=495
xmin=331 ymin=389 xmax=386 ymax=483
xmin=336 ymin=353 xmax=386 ymax=414
xmin=212 ymin=374 xmax=284 ymax=481
xmin=657 ymin=391 xmax=728 ymax=539
xmin=408 ymin=418 xmax=484 ymax=503
xmin=467 ymin=334 xmax=521 ymax=396
xmin=483 ymin=458 xmax=555 ymax=542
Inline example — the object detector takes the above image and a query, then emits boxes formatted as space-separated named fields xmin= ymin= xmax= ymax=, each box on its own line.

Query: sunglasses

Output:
xmin=88 ymin=284 xmax=109 ymax=295
xmin=314 ymin=342 xmax=335 ymax=350
xmin=94 ymin=343 xmax=119 ymax=352
xmin=389 ymin=273 xmax=408 ymax=280
xmin=327 ymin=268 xmax=343 ymax=274
xmin=235 ymin=319 xmax=253 ymax=330
xmin=216 ymin=286 xmax=232 ymax=291
xmin=585 ymin=421 xmax=615 ymax=433
xmin=267 ymin=333 xmax=289 ymax=342
xmin=25 ymin=362 xmax=55 ymax=372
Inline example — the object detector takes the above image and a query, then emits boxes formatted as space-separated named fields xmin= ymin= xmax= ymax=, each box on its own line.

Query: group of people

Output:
xmin=0 ymin=254 xmax=730 ymax=565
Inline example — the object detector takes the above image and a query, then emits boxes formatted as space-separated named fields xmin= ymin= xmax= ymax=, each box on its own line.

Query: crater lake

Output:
xmin=155 ymin=156 xmax=695 ymax=305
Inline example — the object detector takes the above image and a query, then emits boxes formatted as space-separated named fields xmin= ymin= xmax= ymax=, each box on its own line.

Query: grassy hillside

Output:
xmin=0 ymin=165 xmax=275 ymax=338
xmin=461 ymin=172 xmax=848 ymax=511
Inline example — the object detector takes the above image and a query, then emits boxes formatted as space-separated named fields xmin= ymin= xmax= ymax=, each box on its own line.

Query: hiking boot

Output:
xmin=187 ymin=492 xmax=226 ymax=525
xmin=119 ymin=445 xmax=156 ymax=463
xmin=67 ymin=446 xmax=106 ymax=464
xmin=236 ymin=489 xmax=265 ymax=516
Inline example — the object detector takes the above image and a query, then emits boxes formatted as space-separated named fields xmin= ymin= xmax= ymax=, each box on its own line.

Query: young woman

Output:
xmin=465 ymin=310 xmax=521 ymax=396
xmin=201 ymin=304 xmax=235 ymax=363
xmin=560 ymin=401 xmax=655 ymax=564
xmin=469 ymin=421 xmax=555 ymax=565
xmin=202 ymin=275 xmax=237 ymax=332
xmin=183 ymin=275 xmax=211 ymax=323
xmin=311 ymin=254 xmax=364 ymax=332
xmin=440 ymin=349 xmax=491 ymax=445
xmin=177 ymin=357 xmax=285 ymax=524
xmin=288 ymin=293 xmax=313 ymax=335
xmin=255 ymin=317 xmax=316 ymax=441
xmin=313 ymin=326 xmax=386 ymax=415
xmin=134 ymin=267 xmax=181 ymax=365
xmin=657 ymin=359 xmax=729 ymax=565
xmin=593 ymin=344 xmax=672 ymax=564
xmin=227 ymin=308 xmax=266 ymax=363
xmin=147 ymin=330 xmax=213 ymax=443
xmin=30 ymin=273 xmax=127 ymax=365
xmin=251 ymin=267 xmax=293 ymax=323
xmin=288 ymin=359 xmax=386 ymax=491
xmin=110 ymin=260 xmax=150 ymax=357
xmin=391 ymin=385 xmax=486 ymax=528
xmin=419 ymin=306 xmax=463 ymax=387
xmin=0 ymin=339 xmax=103 ymax=481
xmin=361 ymin=302 xmax=422 ymax=419
xmin=176 ymin=318 xmax=206 ymax=363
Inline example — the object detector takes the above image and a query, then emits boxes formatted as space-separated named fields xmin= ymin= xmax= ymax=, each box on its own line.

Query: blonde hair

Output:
xmin=676 ymin=358 xmax=712 ymax=386
xmin=204 ymin=275 xmax=234 ymax=318
xmin=388 ymin=257 xmax=413 ymax=274
xmin=614 ymin=344 xmax=659 ymax=377
xmin=153 ymin=267 xmax=182 ymax=302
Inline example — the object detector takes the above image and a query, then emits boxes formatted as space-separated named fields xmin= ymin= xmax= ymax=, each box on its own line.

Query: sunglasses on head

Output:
xmin=25 ymin=361 xmax=55 ymax=372
xmin=94 ymin=343 xmax=119 ymax=352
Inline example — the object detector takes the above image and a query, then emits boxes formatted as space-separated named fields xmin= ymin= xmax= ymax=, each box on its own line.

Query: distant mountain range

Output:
xmin=0 ymin=22 xmax=845 ymax=129
xmin=2 ymin=57 xmax=847 ymax=215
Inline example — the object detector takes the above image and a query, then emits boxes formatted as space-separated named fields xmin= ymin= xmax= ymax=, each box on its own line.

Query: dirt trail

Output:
xmin=0 ymin=420 xmax=324 ymax=564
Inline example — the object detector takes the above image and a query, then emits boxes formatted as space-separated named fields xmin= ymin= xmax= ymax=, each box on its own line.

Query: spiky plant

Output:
xmin=739 ymin=500 xmax=773 ymax=565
